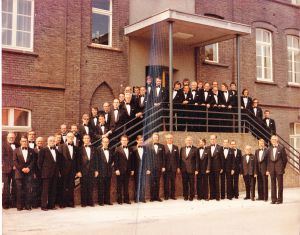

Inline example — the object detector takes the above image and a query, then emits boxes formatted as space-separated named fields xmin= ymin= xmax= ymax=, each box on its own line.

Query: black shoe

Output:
xmin=99 ymin=203 xmax=104 ymax=206
xmin=50 ymin=207 xmax=57 ymax=210
xmin=3 ymin=206 xmax=9 ymax=209
xmin=141 ymin=200 xmax=146 ymax=203
xmin=150 ymin=199 xmax=154 ymax=202
xmin=234 ymin=196 xmax=238 ymax=199
xmin=105 ymin=202 xmax=113 ymax=205
xmin=41 ymin=207 xmax=48 ymax=211
xmin=228 ymin=198 xmax=232 ymax=200
xmin=216 ymin=199 xmax=220 ymax=201
xmin=171 ymin=197 xmax=177 ymax=200
xmin=205 ymin=199 xmax=209 ymax=201
xmin=124 ymin=201 xmax=131 ymax=204
xmin=276 ymin=201 xmax=282 ymax=204
xmin=244 ymin=197 xmax=250 ymax=200
xmin=251 ymin=198 xmax=255 ymax=201
xmin=271 ymin=201 xmax=276 ymax=204
xmin=164 ymin=197 xmax=169 ymax=200
xmin=189 ymin=197 xmax=194 ymax=201
xmin=25 ymin=207 xmax=32 ymax=210
xmin=157 ymin=198 xmax=162 ymax=202
xmin=184 ymin=197 xmax=188 ymax=201
xmin=17 ymin=208 xmax=23 ymax=211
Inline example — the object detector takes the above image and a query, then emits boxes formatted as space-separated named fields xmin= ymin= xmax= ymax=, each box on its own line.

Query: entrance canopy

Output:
xmin=124 ymin=9 xmax=251 ymax=46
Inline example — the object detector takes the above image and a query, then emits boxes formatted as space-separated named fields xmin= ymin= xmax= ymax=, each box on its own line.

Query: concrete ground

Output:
xmin=2 ymin=187 xmax=300 ymax=235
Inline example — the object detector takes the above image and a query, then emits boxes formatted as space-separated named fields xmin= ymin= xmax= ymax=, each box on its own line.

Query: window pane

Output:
xmin=288 ymin=71 xmax=293 ymax=82
xmin=264 ymin=67 xmax=272 ymax=80
xmin=295 ymin=72 xmax=300 ymax=84
xmin=16 ymin=31 xmax=30 ymax=47
xmin=92 ymin=0 xmax=110 ymax=10
xmin=92 ymin=13 xmax=110 ymax=45
xmin=17 ymin=15 xmax=31 ymax=31
xmin=256 ymin=45 xmax=261 ymax=56
xmin=2 ymin=109 xmax=9 ymax=126
xmin=287 ymin=35 xmax=293 ymax=47
xmin=2 ymin=29 xmax=12 ymax=45
xmin=17 ymin=0 xmax=32 ymax=16
xmin=2 ymin=13 xmax=12 ymax=29
xmin=295 ymin=50 xmax=300 ymax=63
xmin=264 ymin=46 xmax=271 ymax=57
xmin=263 ymin=30 xmax=270 ymax=43
xmin=257 ymin=66 xmax=262 ymax=78
xmin=256 ymin=55 xmax=262 ymax=67
xmin=2 ymin=0 xmax=13 ymax=12
xmin=14 ymin=109 xmax=29 ymax=126
xmin=256 ymin=29 xmax=262 ymax=41
xmin=264 ymin=56 xmax=271 ymax=68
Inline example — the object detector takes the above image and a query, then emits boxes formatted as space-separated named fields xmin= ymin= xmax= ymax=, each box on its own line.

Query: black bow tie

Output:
xmin=68 ymin=143 xmax=73 ymax=146
xmin=123 ymin=146 xmax=128 ymax=149
xmin=211 ymin=145 xmax=216 ymax=147
xmin=10 ymin=143 xmax=15 ymax=146
xmin=114 ymin=109 xmax=119 ymax=111
xmin=192 ymin=90 xmax=196 ymax=92
xmin=100 ymin=124 xmax=105 ymax=127
xmin=50 ymin=147 xmax=55 ymax=150
xmin=156 ymin=86 xmax=161 ymax=88
xmin=140 ymin=95 xmax=145 ymax=97
xmin=186 ymin=146 xmax=191 ymax=148
xmin=259 ymin=148 xmax=264 ymax=151
xmin=138 ymin=146 xmax=143 ymax=149
xmin=29 ymin=141 xmax=35 ymax=144
xmin=154 ymin=143 xmax=158 ymax=146
xmin=126 ymin=103 xmax=131 ymax=105
xmin=103 ymin=148 xmax=108 ymax=151
xmin=224 ymin=147 xmax=229 ymax=150
xmin=83 ymin=124 xmax=88 ymax=126
xmin=199 ymin=147 xmax=204 ymax=150
xmin=84 ymin=145 xmax=90 ymax=148
xmin=62 ymin=134 xmax=67 ymax=136
xmin=22 ymin=147 xmax=28 ymax=150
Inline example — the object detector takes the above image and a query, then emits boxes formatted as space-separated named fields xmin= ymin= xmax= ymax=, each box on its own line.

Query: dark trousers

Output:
xmin=135 ymin=173 xmax=146 ymax=202
xmin=182 ymin=172 xmax=195 ymax=199
xmin=31 ymin=176 xmax=42 ymax=208
xmin=116 ymin=174 xmax=130 ymax=203
xmin=2 ymin=172 xmax=16 ymax=208
xmin=257 ymin=172 xmax=268 ymax=201
xmin=163 ymin=171 xmax=176 ymax=199
xmin=270 ymin=173 xmax=283 ymax=203
xmin=62 ymin=173 xmax=75 ymax=207
xmin=41 ymin=176 xmax=58 ymax=209
xmin=16 ymin=176 xmax=32 ymax=209
xmin=221 ymin=171 xmax=233 ymax=199
xmin=81 ymin=174 xmax=94 ymax=206
xmin=197 ymin=173 xmax=209 ymax=199
xmin=232 ymin=172 xmax=240 ymax=198
xmin=243 ymin=175 xmax=255 ymax=199
xmin=98 ymin=176 xmax=111 ymax=204
xmin=150 ymin=172 xmax=161 ymax=200
xmin=209 ymin=171 xmax=220 ymax=200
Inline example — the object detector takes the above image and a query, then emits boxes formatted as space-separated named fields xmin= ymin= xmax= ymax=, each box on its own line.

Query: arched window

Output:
xmin=256 ymin=28 xmax=273 ymax=81
xmin=287 ymin=35 xmax=300 ymax=84
xmin=2 ymin=107 xmax=31 ymax=132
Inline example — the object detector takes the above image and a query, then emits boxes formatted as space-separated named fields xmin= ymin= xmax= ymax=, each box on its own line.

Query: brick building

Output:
xmin=2 ymin=0 xmax=300 ymax=153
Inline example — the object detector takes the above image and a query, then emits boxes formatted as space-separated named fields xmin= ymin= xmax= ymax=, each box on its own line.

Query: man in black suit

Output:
xmin=38 ymin=136 xmax=62 ymax=210
xmin=153 ymin=77 xmax=167 ymax=107
xmin=171 ymin=81 xmax=183 ymax=131
xmin=70 ymin=124 xmax=82 ymax=147
xmin=209 ymin=87 xmax=225 ymax=132
xmin=136 ymin=86 xmax=147 ymax=113
xmin=255 ymin=139 xmax=268 ymax=201
xmin=59 ymin=124 xmax=68 ymax=144
xmin=147 ymin=132 xmax=165 ymax=202
xmin=179 ymin=136 xmax=198 ymax=201
xmin=178 ymin=85 xmax=192 ymax=131
xmin=196 ymin=139 xmax=210 ymax=200
xmin=132 ymin=135 xmax=150 ymax=203
xmin=220 ymin=139 xmax=235 ymax=200
xmin=2 ymin=132 xmax=19 ymax=209
xmin=78 ymin=114 xmax=93 ymax=143
xmin=241 ymin=145 xmax=257 ymax=201
xmin=28 ymin=130 xmax=36 ymax=149
xmin=230 ymin=140 xmax=242 ymax=199
xmin=97 ymin=137 xmax=114 ymax=206
xmin=98 ymin=102 xmax=111 ymax=128
xmin=55 ymin=133 xmax=62 ymax=150
xmin=32 ymin=136 xmax=44 ymax=208
xmin=13 ymin=135 xmax=35 ymax=210
xmin=263 ymin=110 xmax=277 ymax=137
xmin=109 ymin=99 xmax=126 ymax=143
xmin=250 ymin=98 xmax=263 ymax=121
xmin=163 ymin=133 xmax=179 ymax=200
xmin=94 ymin=115 xmax=112 ymax=146
xmin=241 ymin=89 xmax=252 ymax=110
xmin=208 ymin=135 xmax=224 ymax=201
xmin=89 ymin=107 xmax=99 ymax=134
xmin=58 ymin=132 xmax=78 ymax=208
xmin=199 ymin=82 xmax=212 ymax=132
xmin=189 ymin=81 xmax=201 ymax=131
xmin=77 ymin=134 xmax=99 ymax=207
xmin=266 ymin=135 xmax=288 ymax=204
xmin=114 ymin=135 xmax=134 ymax=204
xmin=145 ymin=75 xmax=154 ymax=106
xmin=229 ymin=82 xmax=238 ymax=107
xmin=220 ymin=83 xmax=234 ymax=132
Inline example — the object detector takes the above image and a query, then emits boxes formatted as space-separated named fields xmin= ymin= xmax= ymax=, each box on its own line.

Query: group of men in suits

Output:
xmin=2 ymin=129 xmax=288 ymax=211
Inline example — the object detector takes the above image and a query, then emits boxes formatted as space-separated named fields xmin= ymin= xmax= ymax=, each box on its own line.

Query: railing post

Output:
xmin=236 ymin=35 xmax=242 ymax=133
xmin=168 ymin=21 xmax=174 ymax=132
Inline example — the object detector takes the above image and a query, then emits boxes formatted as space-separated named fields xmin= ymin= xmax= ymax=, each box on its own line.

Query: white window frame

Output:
xmin=287 ymin=35 xmax=300 ymax=85
xmin=290 ymin=123 xmax=300 ymax=171
xmin=91 ymin=0 xmax=112 ymax=47
xmin=205 ymin=43 xmax=219 ymax=63
xmin=256 ymin=28 xmax=273 ymax=82
xmin=2 ymin=0 xmax=35 ymax=51
xmin=291 ymin=0 xmax=300 ymax=5
xmin=2 ymin=107 xmax=32 ymax=132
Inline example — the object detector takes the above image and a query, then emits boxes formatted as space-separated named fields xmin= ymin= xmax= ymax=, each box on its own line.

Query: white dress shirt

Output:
xmin=154 ymin=144 xmax=158 ymax=154
xmin=259 ymin=149 xmax=264 ymax=162
xmin=246 ymin=155 xmax=249 ymax=163
xmin=49 ymin=146 xmax=56 ymax=162
xmin=224 ymin=148 xmax=229 ymax=159
xmin=21 ymin=148 xmax=28 ymax=162
xmin=67 ymin=144 xmax=74 ymax=159
xmin=85 ymin=146 xmax=91 ymax=160
xmin=167 ymin=144 xmax=173 ymax=152
xmin=138 ymin=146 xmax=143 ymax=160
xmin=103 ymin=149 xmax=109 ymax=162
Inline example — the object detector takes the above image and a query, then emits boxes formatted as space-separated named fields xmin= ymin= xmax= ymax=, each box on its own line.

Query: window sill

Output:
xmin=255 ymin=80 xmax=277 ymax=86
xmin=2 ymin=48 xmax=38 ymax=57
xmin=202 ymin=60 xmax=229 ymax=68
xmin=287 ymin=82 xmax=300 ymax=88
xmin=88 ymin=43 xmax=122 ymax=52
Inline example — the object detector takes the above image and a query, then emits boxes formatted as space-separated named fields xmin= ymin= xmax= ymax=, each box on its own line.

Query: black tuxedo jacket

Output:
xmin=77 ymin=146 xmax=98 ymax=176
xmin=266 ymin=145 xmax=287 ymax=175
xmin=122 ymin=102 xmax=137 ymax=123
xmin=181 ymin=92 xmax=193 ymax=104
xmin=190 ymin=90 xmax=201 ymax=104
xmin=109 ymin=108 xmax=126 ymax=131
xmin=59 ymin=143 xmax=79 ymax=177
xmin=263 ymin=118 xmax=276 ymax=134
xmin=255 ymin=148 xmax=268 ymax=174
xmin=136 ymin=95 xmax=147 ymax=113
xmin=241 ymin=96 xmax=252 ymax=110
xmin=210 ymin=92 xmax=225 ymax=107
xmin=38 ymin=147 xmax=62 ymax=179
xmin=94 ymin=123 xmax=110 ymax=139
xmin=98 ymin=147 xmax=114 ymax=177
xmin=132 ymin=146 xmax=150 ymax=174
xmin=208 ymin=144 xmax=224 ymax=172
xmin=250 ymin=106 xmax=263 ymax=120
xmin=2 ymin=141 xmax=19 ymax=174
xmin=196 ymin=147 xmax=210 ymax=174
xmin=98 ymin=110 xmax=111 ymax=127
xmin=147 ymin=143 xmax=165 ymax=174
xmin=89 ymin=116 xmax=99 ymax=133
xmin=241 ymin=154 xmax=256 ymax=176
xmin=179 ymin=146 xmax=197 ymax=174
xmin=78 ymin=124 xmax=93 ymax=140
xmin=153 ymin=86 xmax=167 ymax=104
xmin=172 ymin=89 xmax=184 ymax=104
xmin=13 ymin=147 xmax=35 ymax=179
xmin=164 ymin=144 xmax=179 ymax=172
xmin=220 ymin=90 xmax=234 ymax=107
xmin=222 ymin=148 xmax=235 ymax=172
xmin=114 ymin=146 xmax=134 ymax=175
xmin=231 ymin=148 xmax=242 ymax=174
xmin=199 ymin=89 xmax=213 ymax=105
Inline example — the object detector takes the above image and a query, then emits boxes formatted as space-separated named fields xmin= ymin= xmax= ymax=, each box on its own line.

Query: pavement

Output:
xmin=2 ymin=187 xmax=300 ymax=235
